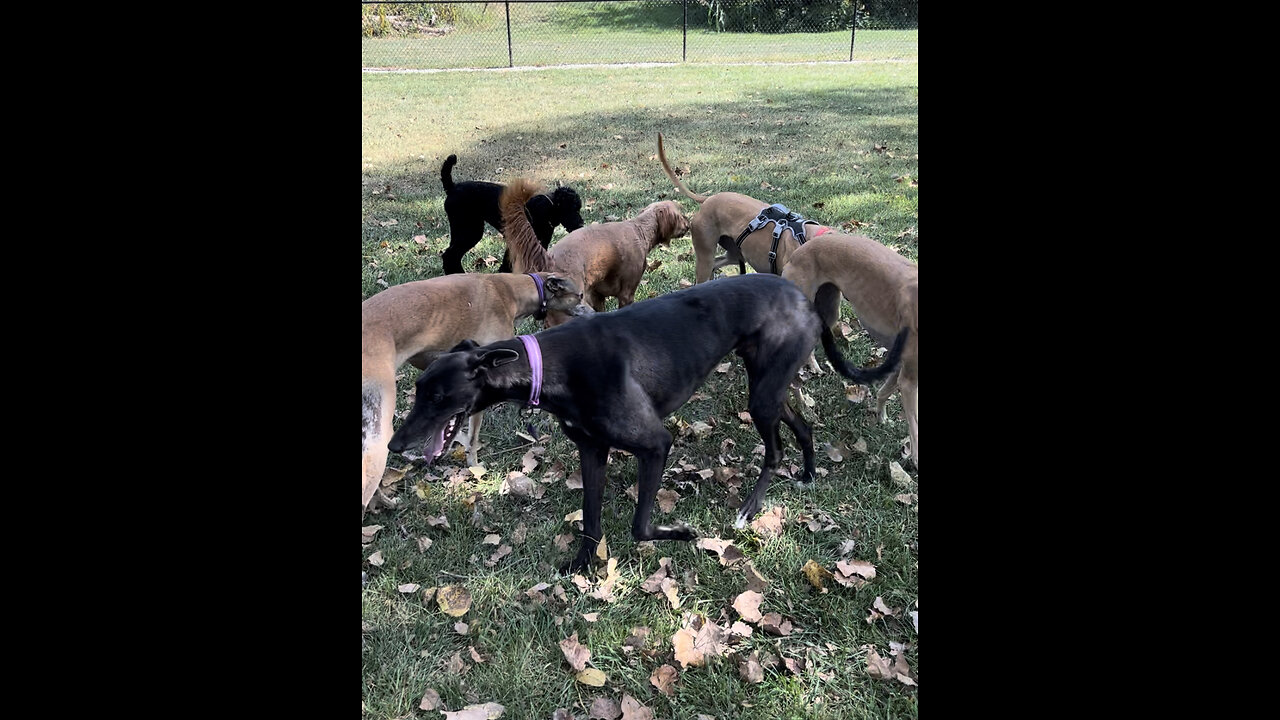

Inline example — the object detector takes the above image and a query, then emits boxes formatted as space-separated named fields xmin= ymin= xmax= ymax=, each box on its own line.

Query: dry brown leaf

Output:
xmin=419 ymin=688 xmax=442 ymax=711
xmin=560 ymin=632 xmax=592 ymax=672
xmin=737 ymin=411 xmax=752 ymax=423
xmin=422 ymin=586 xmax=438 ymax=602
xmin=823 ymin=442 xmax=846 ymax=462
xmin=622 ymin=626 xmax=651 ymax=654
xmin=660 ymin=576 xmax=682 ymax=610
xmin=470 ymin=646 xmax=486 ymax=663
xmin=566 ymin=470 xmax=583 ymax=490
xmin=511 ymin=522 xmax=527 ymax=545
xmin=571 ymin=574 xmax=592 ymax=592
xmin=845 ymin=384 xmax=867 ymax=403
xmin=521 ymin=446 xmax=543 ymax=474
xmin=679 ymin=279 xmax=693 ymax=288
xmin=582 ymin=612 xmax=600 ymax=622
xmin=589 ymin=697 xmax=622 ymax=719
xmin=696 ymin=537 xmax=746 ymax=566
xmin=865 ymin=646 xmax=895 ymax=681
xmin=485 ymin=544 xmax=513 ymax=567
xmin=501 ymin=472 xmax=545 ymax=499
xmin=715 ymin=362 xmax=731 ymax=373
xmin=417 ymin=536 xmax=434 ymax=553
xmin=690 ymin=421 xmax=713 ymax=438
xmin=446 ymin=651 xmax=470 ymax=675
xmin=596 ymin=535 xmax=609 ymax=560
xmin=895 ymin=493 xmax=917 ymax=505
xmin=426 ymin=515 xmax=451 ymax=531
xmin=482 ymin=534 xmax=501 ymax=545
xmin=750 ymin=506 xmax=786 ymax=538
xmin=837 ymin=558 xmax=877 ymax=581
xmin=590 ymin=557 xmax=621 ymax=602
xmin=852 ymin=437 xmax=868 ymax=453
xmin=650 ymin=664 xmax=679 ymax=696
xmin=888 ymin=461 xmax=914 ymax=489
xmin=576 ymin=668 xmax=608 ymax=686
xmin=454 ymin=621 xmax=469 ymax=635
xmin=555 ymin=533 xmax=575 ymax=551
xmin=760 ymin=612 xmax=793 ymax=636
xmin=640 ymin=557 xmax=673 ymax=593
xmin=911 ymin=610 xmax=918 ymax=633
xmin=671 ymin=627 xmax=701 ymax=668
xmin=739 ymin=652 xmax=764 ymax=683
xmin=732 ymin=590 xmax=765 ymax=623
xmin=783 ymin=656 xmax=807 ymax=675
xmin=565 ymin=509 xmax=583 ymax=523
xmin=367 ymin=550 xmax=385 ymax=567
xmin=730 ymin=620 xmax=754 ymax=637
xmin=361 ymin=524 xmax=383 ymax=542
xmin=437 ymin=585 xmax=472 ymax=617
xmin=620 ymin=695 xmax=654 ymax=720
xmin=625 ymin=483 xmax=638 ymax=501
xmin=656 ymin=488 xmax=680 ymax=513
xmin=397 ymin=583 xmax=420 ymax=594
xmin=381 ymin=465 xmax=407 ymax=488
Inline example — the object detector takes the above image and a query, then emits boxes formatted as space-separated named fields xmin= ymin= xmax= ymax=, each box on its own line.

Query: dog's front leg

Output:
xmin=875 ymin=368 xmax=900 ymax=424
xmin=630 ymin=442 xmax=697 ymax=544
xmin=562 ymin=442 xmax=609 ymax=574
xmin=778 ymin=402 xmax=816 ymax=488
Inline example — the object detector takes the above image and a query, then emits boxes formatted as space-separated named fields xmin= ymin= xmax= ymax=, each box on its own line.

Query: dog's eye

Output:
xmin=430 ymin=392 xmax=445 ymax=404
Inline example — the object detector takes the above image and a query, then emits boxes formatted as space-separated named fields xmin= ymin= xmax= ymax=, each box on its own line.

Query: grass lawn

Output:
xmin=362 ymin=61 xmax=918 ymax=719
xmin=361 ymin=3 xmax=917 ymax=68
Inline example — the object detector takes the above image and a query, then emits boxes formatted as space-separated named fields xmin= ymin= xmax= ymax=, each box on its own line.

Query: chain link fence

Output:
xmin=361 ymin=0 xmax=917 ymax=70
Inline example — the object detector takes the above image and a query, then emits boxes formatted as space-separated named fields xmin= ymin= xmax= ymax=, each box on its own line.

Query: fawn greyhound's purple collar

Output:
xmin=528 ymin=273 xmax=547 ymax=320
xmin=518 ymin=334 xmax=543 ymax=407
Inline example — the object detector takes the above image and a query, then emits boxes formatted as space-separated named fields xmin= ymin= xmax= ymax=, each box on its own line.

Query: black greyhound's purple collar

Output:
xmin=518 ymin=334 xmax=543 ymax=406
xmin=528 ymin=273 xmax=547 ymax=320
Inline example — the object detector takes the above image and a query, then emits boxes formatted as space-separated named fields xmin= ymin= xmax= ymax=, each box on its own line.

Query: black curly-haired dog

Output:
xmin=440 ymin=154 xmax=585 ymax=275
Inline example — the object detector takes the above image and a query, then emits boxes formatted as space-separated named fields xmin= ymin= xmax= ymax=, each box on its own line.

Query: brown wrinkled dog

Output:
xmin=658 ymin=132 xmax=818 ymax=282
xmin=782 ymin=235 xmax=918 ymax=469
xmin=361 ymin=272 xmax=586 ymax=517
xmin=500 ymin=178 xmax=689 ymax=326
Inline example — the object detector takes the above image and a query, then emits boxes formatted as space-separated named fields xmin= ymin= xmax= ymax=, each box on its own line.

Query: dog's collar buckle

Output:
xmin=518 ymin=334 xmax=542 ymax=407
xmin=528 ymin=273 xmax=547 ymax=320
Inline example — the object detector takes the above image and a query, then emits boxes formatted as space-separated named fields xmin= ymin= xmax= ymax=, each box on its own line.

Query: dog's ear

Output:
xmin=469 ymin=348 xmax=520 ymax=371
xmin=543 ymin=275 xmax=576 ymax=295
xmin=658 ymin=203 xmax=687 ymax=239
xmin=449 ymin=339 xmax=480 ymax=354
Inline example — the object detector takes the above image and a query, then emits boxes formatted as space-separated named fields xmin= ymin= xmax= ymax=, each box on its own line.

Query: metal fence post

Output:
xmin=849 ymin=2 xmax=858 ymax=61
xmin=682 ymin=0 xmax=688 ymax=62
xmin=506 ymin=1 xmax=513 ymax=68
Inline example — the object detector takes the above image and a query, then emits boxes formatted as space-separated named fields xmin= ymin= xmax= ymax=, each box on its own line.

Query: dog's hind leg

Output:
xmin=442 ymin=215 xmax=485 ymax=275
xmin=460 ymin=410 xmax=484 ymax=466
xmin=778 ymin=402 xmax=816 ymax=488
xmin=900 ymin=374 xmax=917 ymax=471
xmin=362 ymin=379 xmax=397 ymax=519
xmin=874 ymin=368 xmax=900 ymax=424
xmin=735 ymin=402 xmax=785 ymax=528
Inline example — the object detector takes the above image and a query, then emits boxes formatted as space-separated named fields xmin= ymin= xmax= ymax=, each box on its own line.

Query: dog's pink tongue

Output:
xmin=423 ymin=427 xmax=446 ymax=464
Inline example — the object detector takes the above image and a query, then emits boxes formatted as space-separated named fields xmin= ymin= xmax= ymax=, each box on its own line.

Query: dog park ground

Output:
xmin=362 ymin=60 xmax=918 ymax=719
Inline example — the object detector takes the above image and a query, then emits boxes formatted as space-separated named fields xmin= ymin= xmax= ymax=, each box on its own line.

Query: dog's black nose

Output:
xmin=387 ymin=438 xmax=405 ymax=453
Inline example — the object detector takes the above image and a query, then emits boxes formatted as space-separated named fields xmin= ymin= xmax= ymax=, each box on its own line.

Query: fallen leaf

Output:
xmin=484 ymin=544 xmax=513 ymax=567
xmin=455 ymin=621 xmax=469 ymax=635
xmin=582 ymin=612 xmax=600 ymax=622
xmin=783 ymin=656 xmax=807 ymax=675
xmin=468 ymin=465 xmax=486 ymax=479
xmin=361 ymin=524 xmax=383 ymax=543
xmin=739 ymin=652 xmax=764 ymax=683
xmin=737 ymin=411 xmax=752 ymax=423
xmin=426 ymin=515 xmax=451 ymax=531
xmin=560 ymin=632 xmax=592 ymax=672
xmin=417 ymin=536 xmax=434 ymax=553
xmin=397 ymin=583 xmax=420 ymax=594
xmin=511 ymin=523 xmax=528 ymax=544
xmin=419 ymin=688 xmax=442 ymax=711
xmin=837 ymin=558 xmax=877 ymax=581
xmin=596 ymin=535 xmax=609 ymax=560
xmin=656 ymin=489 xmax=680 ymax=513
xmin=437 ymin=585 xmax=472 ymax=617
xmin=379 ymin=219 xmax=398 ymax=227
xmin=367 ymin=550 xmax=384 ymax=567
xmin=760 ymin=612 xmax=793 ymax=636
xmin=482 ymin=534 xmax=501 ymax=545
xmin=823 ymin=442 xmax=846 ymax=462
xmin=750 ymin=506 xmax=786 ymax=538
xmin=743 ymin=563 xmax=770 ymax=593
xmin=620 ymin=695 xmax=653 ymax=720
xmin=660 ymin=576 xmax=682 ymax=610
xmin=445 ymin=650 xmax=470 ymax=675
xmin=470 ymin=646 xmax=486 ymax=663
xmin=679 ymin=279 xmax=693 ymax=288
xmin=576 ymin=668 xmax=607 ymax=686
xmin=671 ymin=628 xmax=701 ymax=668
xmin=874 ymin=596 xmax=898 ymax=616
xmin=716 ymin=362 xmax=731 ymax=373
xmin=650 ymin=664 xmax=678 ymax=696
xmin=622 ymin=626 xmax=651 ymax=653
xmin=641 ymin=557 xmax=673 ymax=593
xmin=895 ymin=493 xmax=917 ymax=505
xmin=555 ymin=533 xmax=575 ymax=551
xmin=888 ymin=461 xmax=914 ymax=488
xmin=845 ymin=384 xmax=867 ymax=403
xmin=696 ymin=538 xmax=746 ymax=566
xmin=733 ymin=590 xmax=765 ymax=623
xmin=381 ymin=465 xmax=408 ymax=487
xmin=802 ymin=559 xmax=833 ymax=591
xmin=839 ymin=539 xmax=857 ymax=555
xmin=911 ymin=610 xmax=918 ymax=632
xmin=690 ymin=421 xmax=713 ymax=438
xmin=565 ymin=470 xmax=583 ymax=489
xmin=730 ymin=620 xmax=754 ymax=637
xmin=589 ymin=697 xmax=622 ymax=719
xmin=565 ymin=509 xmax=583 ymax=523
xmin=501 ymin=472 xmax=545 ymax=499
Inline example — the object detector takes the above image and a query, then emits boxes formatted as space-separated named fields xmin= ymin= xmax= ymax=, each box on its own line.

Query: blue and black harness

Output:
xmin=734 ymin=203 xmax=823 ymax=275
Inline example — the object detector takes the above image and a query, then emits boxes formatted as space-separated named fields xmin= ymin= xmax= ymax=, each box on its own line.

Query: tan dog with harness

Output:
xmin=361 ymin=272 xmax=587 ymax=516
xmin=658 ymin=132 xmax=831 ymax=282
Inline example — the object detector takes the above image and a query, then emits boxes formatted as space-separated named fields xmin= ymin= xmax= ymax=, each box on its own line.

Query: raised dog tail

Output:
xmin=657 ymin=133 xmax=708 ymax=204
xmin=821 ymin=324 xmax=909 ymax=386
xmin=500 ymin=178 xmax=552 ymax=273
xmin=441 ymin=154 xmax=458 ymax=192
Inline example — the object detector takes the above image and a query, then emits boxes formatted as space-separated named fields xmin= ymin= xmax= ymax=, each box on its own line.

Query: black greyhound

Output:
xmin=440 ymin=154 xmax=585 ymax=275
xmin=387 ymin=273 xmax=908 ymax=573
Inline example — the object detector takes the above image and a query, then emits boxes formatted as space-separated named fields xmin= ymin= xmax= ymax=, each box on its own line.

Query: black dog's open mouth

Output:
xmin=422 ymin=411 xmax=467 ymax=463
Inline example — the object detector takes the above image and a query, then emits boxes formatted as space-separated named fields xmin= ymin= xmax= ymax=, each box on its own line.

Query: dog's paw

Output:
xmin=733 ymin=509 xmax=750 ymax=529
xmin=668 ymin=523 xmax=697 ymax=542
xmin=559 ymin=554 xmax=590 ymax=576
